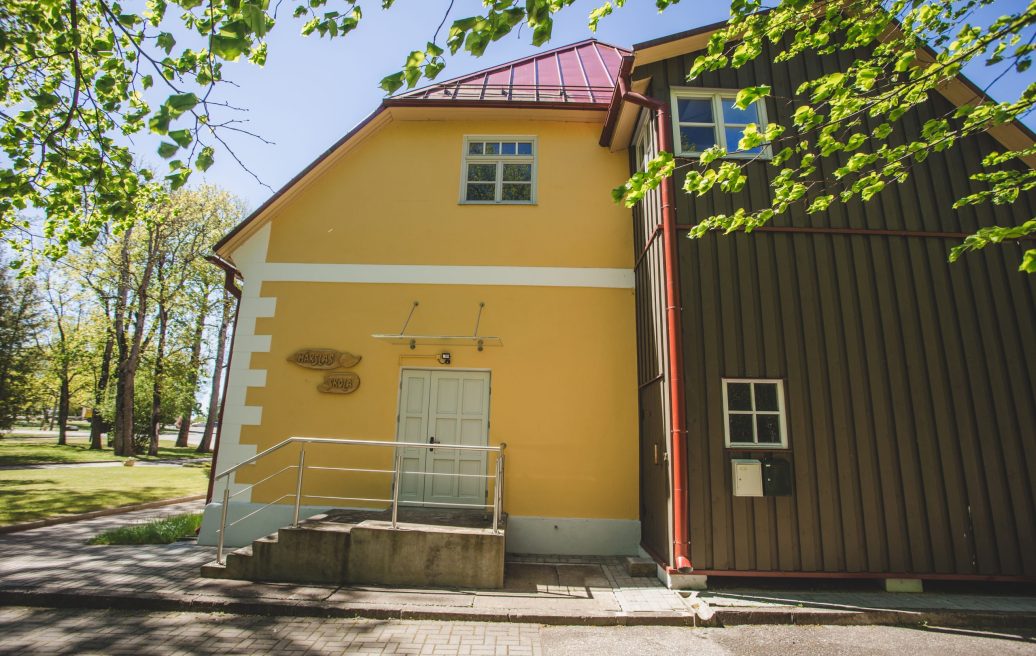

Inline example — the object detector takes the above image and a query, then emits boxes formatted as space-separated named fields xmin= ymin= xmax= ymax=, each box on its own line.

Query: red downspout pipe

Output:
xmin=618 ymin=65 xmax=692 ymax=572
xmin=203 ymin=254 xmax=243 ymax=504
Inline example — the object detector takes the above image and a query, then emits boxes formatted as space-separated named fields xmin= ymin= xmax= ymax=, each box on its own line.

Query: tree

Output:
xmin=3 ymin=0 xmax=1033 ymax=269
xmin=40 ymin=270 xmax=90 ymax=444
xmin=197 ymin=285 xmax=233 ymax=454
xmin=602 ymin=0 xmax=1036 ymax=271
xmin=0 ymin=263 xmax=43 ymax=429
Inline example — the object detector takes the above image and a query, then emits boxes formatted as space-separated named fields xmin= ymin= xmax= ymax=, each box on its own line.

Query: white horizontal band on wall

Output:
xmin=256 ymin=263 xmax=635 ymax=289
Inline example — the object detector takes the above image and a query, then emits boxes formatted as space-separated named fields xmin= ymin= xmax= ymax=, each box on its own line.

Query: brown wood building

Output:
xmin=606 ymin=26 xmax=1036 ymax=581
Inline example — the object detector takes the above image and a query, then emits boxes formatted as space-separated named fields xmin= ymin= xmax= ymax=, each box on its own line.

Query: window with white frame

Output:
xmin=461 ymin=137 xmax=536 ymax=204
xmin=722 ymin=379 xmax=788 ymax=448
xmin=670 ymin=89 xmax=769 ymax=158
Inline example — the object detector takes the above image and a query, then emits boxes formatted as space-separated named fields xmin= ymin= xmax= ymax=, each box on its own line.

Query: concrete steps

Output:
xmin=201 ymin=508 xmax=506 ymax=588
xmin=201 ymin=515 xmax=352 ymax=584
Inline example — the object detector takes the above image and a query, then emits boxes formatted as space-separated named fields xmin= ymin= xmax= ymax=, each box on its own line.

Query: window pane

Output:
xmin=501 ymin=142 xmax=517 ymax=155
xmin=729 ymin=414 xmax=754 ymax=443
xmin=727 ymin=383 xmax=752 ymax=411
xmin=757 ymin=414 xmax=781 ymax=444
xmin=754 ymin=383 xmax=779 ymax=411
xmin=465 ymin=183 xmax=495 ymax=201
xmin=467 ymin=163 xmax=496 ymax=182
xmin=517 ymin=141 xmax=533 ymax=155
xmin=722 ymin=99 xmax=757 ymax=124
xmin=726 ymin=127 xmax=763 ymax=154
xmin=677 ymin=98 xmax=713 ymax=123
xmin=501 ymin=183 xmax=531 ymax=201
xmin=467 ymin=142 xmax=484 ymax=155
xmin=680 ymin=126 xmax=717 ymax=154
xmin=502 ymin=163 xmax=532 ymax=182
xmin=485 ymin=142 xmax=500 ymax=155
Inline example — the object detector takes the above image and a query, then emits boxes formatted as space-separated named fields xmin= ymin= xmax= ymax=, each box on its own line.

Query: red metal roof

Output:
xmin=395 ymin=39 xmax=630 ymax=106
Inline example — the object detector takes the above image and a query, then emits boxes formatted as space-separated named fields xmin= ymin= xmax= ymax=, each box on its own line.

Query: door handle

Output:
xmin=429 ymin=436 xmax=438 ymax=451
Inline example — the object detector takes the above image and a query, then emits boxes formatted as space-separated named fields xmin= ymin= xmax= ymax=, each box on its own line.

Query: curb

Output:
xmin=0 ymin=457 xmax=211 ymax=471
xmin=0 ymin=495 xmax=206 ymax=534
xmin=0 ymin=590 xmax=1033 ymax=629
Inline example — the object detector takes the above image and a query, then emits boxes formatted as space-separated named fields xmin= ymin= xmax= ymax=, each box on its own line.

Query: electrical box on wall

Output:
xmin=731 ymin=459 xmax=764 ymax=497
xmin=762 ymin=457 xmax=793 ymax=496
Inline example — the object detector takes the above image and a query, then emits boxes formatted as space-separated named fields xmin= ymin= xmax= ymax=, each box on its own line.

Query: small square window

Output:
xmin=461 ymin=136 xmax=536 ymax=204
xmin=670 ymin=89 xmax=771 ymax=159
xmin=722 ymin=379 xmax=788 ymax=449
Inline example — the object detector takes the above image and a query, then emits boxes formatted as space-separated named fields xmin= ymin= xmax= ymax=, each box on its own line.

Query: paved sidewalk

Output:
xmin=0 ymin=503 xmax=1034 ymax=628
xmin=1 ymin=608 xmax=1034 ymax=655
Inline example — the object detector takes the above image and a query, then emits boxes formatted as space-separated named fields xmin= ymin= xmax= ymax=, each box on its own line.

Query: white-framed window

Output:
xmin=670 ymin=88 xmax=770 ymax=159
xmin=460 ymin=136 xmax=536 ymax=204
xmin=722 ymin=378 xmax=788 ymax=449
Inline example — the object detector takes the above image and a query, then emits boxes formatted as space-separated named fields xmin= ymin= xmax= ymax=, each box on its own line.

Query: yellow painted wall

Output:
xmin=240 ymin=281 xmax=639 ymax=521
xmin=262 ymin=115 xmax=631 ymax=269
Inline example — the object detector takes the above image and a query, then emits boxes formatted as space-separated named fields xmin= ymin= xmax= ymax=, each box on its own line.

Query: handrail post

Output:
xmin=493 ymin=444 xmax=506 ymax=533
xmin=292 ymin=445 xmax=306 ymax=527
xmin=391 ymin=450 xmax=403 ymax=529
xmin=217 ymin=484 xmax=229 ymax=564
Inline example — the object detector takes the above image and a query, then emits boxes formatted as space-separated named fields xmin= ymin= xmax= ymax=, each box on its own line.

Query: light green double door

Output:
xmin=395 ymin=369 xmax=491 ymax=508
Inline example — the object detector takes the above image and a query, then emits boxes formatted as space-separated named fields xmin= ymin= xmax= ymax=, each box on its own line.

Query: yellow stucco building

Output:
xmin=197 ymin=41 xmax=643 ymax=555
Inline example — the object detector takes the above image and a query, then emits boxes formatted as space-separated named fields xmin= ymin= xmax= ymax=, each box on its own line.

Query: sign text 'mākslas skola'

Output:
xmin=287 ymin=349 xmax=362 ymax=370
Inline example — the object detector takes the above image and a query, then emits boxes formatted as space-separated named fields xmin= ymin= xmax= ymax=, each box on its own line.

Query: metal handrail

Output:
xmin=214 ymin=436 xmax=506 ymax=564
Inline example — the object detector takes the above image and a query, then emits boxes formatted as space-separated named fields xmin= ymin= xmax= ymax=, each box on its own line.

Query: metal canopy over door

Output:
xmin=396 ymin=369 xmax=491 ymax=508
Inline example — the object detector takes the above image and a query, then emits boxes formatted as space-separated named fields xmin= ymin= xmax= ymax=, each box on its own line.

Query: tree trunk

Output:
xmin=112 ymin=225 xmax=159 ymax=457
xmin=57 ymin=374 xmax=69 ymax=445
xmin=176 ymin=298 xmax=208 ymax=448
xmin=112 ymin=227 xmax=134 ymax=456
xmin=197 ymin=291 xmax=232 ymax=454
xmin=89 ymin=328 xmax=114 ymax=450
xmin=148 ymin=303 xmax=168 ymax=457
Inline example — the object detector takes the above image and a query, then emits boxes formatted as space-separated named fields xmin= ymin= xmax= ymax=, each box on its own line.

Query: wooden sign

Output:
xmin=318 ymin=372 xmax=360 ymax=394
xmin=287 ymin=349 xmax=362 ymax=370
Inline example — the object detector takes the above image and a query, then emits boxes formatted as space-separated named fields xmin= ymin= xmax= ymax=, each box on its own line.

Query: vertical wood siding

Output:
xmin=625 ymin=113 xmax=675 ymax=563
xmin=634 ymin=41 xmax=1036 ymax=576
xmin=631 ymin=114 xmax=674 ymax=563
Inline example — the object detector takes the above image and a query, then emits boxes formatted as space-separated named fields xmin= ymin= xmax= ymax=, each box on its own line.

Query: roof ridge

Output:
xmin=394 ymin=37 xmax=630 ymax=99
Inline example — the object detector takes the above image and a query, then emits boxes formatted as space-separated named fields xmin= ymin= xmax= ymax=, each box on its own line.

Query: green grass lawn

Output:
xmin=0 ymin=464 xmax=210 ymax=526
xmin=88 ymin=512 xmax=203 ymax=545
xmin=0 ymin=436 xmax=206 ymax=467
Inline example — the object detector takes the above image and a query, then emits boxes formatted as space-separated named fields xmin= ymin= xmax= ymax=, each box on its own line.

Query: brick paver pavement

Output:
xmin=0 ymin=608 xmax=542 ymax=655
xmin=0 ymin=501 xmax=1034 ymax=626
xmin=2 ymin=607 xmax=1034 ymax=655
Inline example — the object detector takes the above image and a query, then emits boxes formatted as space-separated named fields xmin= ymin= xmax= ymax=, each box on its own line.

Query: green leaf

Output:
xmin=168 ymin=129 xmax=192 ymax=148
xmin=1020 ymin=249 xmax=1036 ymax=273
xmin=196 ymin=146 xmax=215 ymax=172
xmin=735 ymin=85 xmax=770 ymax=109
xmin=158 ymin=141 xmax=179 ymax=158
xmin=379 ymin=72 xmax=405 ymax=94
xmin=165 ymin=92 xmax=199 ymax=116
xmin=157 ymin=32 xmax=176 ymax=53
xmin=31 ymin=92 xmax=60 ymax=110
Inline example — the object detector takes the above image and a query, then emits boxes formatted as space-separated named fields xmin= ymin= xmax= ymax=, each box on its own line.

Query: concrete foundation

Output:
xmin=657 ymin=566 xmax=708 ymax=590
xmin=348 ymin=520 xmax=505 ymax=589
xmin=885 ymin=578 xmax=924 ymax=593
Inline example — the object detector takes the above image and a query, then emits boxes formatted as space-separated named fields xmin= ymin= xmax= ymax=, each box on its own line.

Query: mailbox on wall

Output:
xmin=731 ymin=459 xmax=764 ymax=497
xmin=762 ymin=457 xmax=793 ymax=496
xmin=731 ymin=457 xmax=794 ymax=497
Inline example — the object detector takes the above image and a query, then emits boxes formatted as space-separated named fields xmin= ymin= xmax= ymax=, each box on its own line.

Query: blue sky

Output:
xmin=171 ymin=0 xmax=1034 ymax=212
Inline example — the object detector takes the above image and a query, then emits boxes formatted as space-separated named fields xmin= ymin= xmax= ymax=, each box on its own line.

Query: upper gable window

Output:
xmin=461 ymin=136 xmax=536 ymax=204
xmin=670 ymin=89 xmax=769 ymax=159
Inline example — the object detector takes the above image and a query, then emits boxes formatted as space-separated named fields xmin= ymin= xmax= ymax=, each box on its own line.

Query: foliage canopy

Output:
xmin=2 ymin=0 xmax=1034 ymax=268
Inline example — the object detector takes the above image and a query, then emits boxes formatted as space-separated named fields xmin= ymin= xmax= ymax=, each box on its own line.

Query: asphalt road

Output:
xmin=0 ymin=608 xmax=1033 ymax=655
